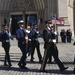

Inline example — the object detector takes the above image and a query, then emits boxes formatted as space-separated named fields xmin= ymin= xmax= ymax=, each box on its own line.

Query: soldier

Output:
xmin=0 ymin=24 xmax=13 ymax=67
xmin=47 ymin=21 xmax=54 ymax=63
xmin=30 ymin=25 xmax=42 ymax=62
xmin=40 ymin=21 xmax=68 ymax=72
xmin=16 ymin=20 xmax=28 ymax=69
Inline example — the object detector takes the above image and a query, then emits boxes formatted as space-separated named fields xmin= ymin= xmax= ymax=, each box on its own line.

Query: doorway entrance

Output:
xmin=11 ymin=15 xmax=22 ymax=35
xmin=25 ymin=14 xmax=37 ymax=26
xmin=11 ymin=14 xmax=37 ymax=35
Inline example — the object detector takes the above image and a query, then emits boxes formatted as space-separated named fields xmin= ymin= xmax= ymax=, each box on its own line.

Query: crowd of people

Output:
xmin=0 ymin=20 xmax=74 ymax=73
xmin=60 ymin=29 xmax=72 ymax=43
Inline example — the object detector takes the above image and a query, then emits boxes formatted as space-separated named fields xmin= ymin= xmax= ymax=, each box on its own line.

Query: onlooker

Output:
xmin=66 ymin=29 xmax=72 ymax=43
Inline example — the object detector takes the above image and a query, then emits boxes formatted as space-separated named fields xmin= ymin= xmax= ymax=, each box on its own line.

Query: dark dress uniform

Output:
xmin=40 ymin=27 xmax=68 ymax=72
xmin=48 ymin=29 xmax=58 ymax=63
xmin=30 ymin=28 xmax=42 ymax=62
xmin=0 ymin=27 xmax=13 ymax=67
xmin=16 ymin=28 xmax=27 ymax=68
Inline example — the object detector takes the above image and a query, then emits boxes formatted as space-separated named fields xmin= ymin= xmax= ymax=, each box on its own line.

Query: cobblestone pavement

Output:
xmin=0 ymin=38 xmax=74 ymax=75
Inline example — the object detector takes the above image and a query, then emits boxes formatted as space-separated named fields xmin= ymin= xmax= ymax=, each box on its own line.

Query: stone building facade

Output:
xmin=0 ymin=0 xmax=74 ymax=36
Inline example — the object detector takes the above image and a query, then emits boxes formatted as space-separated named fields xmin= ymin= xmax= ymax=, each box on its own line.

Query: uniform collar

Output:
xmin=47 ymin=27 xmax=50 ymax=30
xmin=20 ymin=27 xmax=23 ymax=30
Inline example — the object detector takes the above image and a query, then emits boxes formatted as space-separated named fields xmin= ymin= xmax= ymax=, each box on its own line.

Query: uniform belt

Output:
xmin=3 ymin=40 xmax=10 ymax=43
xmin=6 ymin=40 xmax=10 ymax=42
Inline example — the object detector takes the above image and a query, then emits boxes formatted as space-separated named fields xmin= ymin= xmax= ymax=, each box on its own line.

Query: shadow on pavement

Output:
xmin=0 ymin=65 xmax=73 ymax=74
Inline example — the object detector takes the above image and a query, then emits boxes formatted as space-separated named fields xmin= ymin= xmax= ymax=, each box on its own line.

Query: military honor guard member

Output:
xmin=0 ymin=24 xmax=13 ymax=67
xmin=40 ymin=21 xmax=68 ymax=72
xmin=30 ymin=25 xmax=42 ymax=62
xmin=16 ymin=20 xmax=28 ymax=69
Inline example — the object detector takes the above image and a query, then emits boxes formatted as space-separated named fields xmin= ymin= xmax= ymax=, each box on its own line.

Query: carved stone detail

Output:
xmin=11 ymin=0 xmax=36 ymax=11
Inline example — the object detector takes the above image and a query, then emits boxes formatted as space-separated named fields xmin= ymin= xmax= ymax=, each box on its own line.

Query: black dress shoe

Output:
xmin=39 ymin=59 xmax=43 ymax=63
xmin=4 ymin=64 xmax=8 ymax=66
xmin=60 ymin=67 xmax=68 ymax=72
xmin=8 ymin=64 xmax=12 ymax=67
xmin=48 ymin=61 xmax=54 ymax=64
xmin=30 ymin=59 xmax=34 ymax=62
xmin=20 ymin=66 xmax=29 ymax=69
xmin=23 ymin=66 xmax=29 ymax=69
xmin=18 ymin=63 xmax=22 ymax=68
xmin=40 ymin=70 xmax=48 ymax=72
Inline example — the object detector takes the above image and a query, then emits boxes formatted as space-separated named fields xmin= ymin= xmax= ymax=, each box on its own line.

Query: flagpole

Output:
xmin=26 ymin=15 xmax=30 ymax=45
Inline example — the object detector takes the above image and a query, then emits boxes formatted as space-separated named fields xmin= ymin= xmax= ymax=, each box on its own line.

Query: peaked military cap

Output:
xmin=18 ymin=20 xmax=24 ymax=24
xmin=48 ymin=20 xmax=52 ymax=24
xmin=2 ymin=24 xmax=9 ymax=27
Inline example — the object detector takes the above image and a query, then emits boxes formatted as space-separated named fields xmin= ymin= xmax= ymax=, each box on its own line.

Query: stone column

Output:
xmin=68 ymin=7 xmax=74 ymax=36
xmin=0 ymin=12 xmax=5 ymax=31
xmin=44 ymin=0 xmax=58 ymax=20
xmin=68 ymin=1 xmax=74 ymax=37
xmin=37 ymin=10 xmax=43 ymax=33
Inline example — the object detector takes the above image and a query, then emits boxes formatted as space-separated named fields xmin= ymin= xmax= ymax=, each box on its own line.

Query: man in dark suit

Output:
xmin=63 ymin=29 xmax=66 ymax=43
xmin=16 ymin=20 xmax=28 ymax=69
xmin=40 ymin=21 xmax=68 ymax=72
xmin=0 ymin=24 xmax=13 ymax=67
xmin=66 ymin=29 xmax=72 ymax=43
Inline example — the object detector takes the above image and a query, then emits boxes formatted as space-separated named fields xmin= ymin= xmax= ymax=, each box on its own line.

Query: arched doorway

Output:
xmin=0 ymin=0 xmax=45 ymax=35
xmin=9 ymin=0 xmax=44 ymax=35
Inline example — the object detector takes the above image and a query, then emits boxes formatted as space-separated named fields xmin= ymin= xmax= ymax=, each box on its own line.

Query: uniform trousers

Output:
xmin=3 ymin=43 xmax=11 ymax=65
xmin=48 ymin=46 xmax=58 ymax=62
xmin=31 ymin=40 xmax=42 ymax=61
xmin=40 ymin=42 xmax=65 ymax=71
xmin=67 ymin=36 xmax=71 ymax=43
xmin=18 ymin=44 xmax=26 ymax=66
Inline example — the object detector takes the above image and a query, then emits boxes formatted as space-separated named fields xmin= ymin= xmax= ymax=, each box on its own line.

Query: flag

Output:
xmin=52 ymin=16 xmax=64 ymax=25
xmin=58 ymin=17 xmax=64 ymax=25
